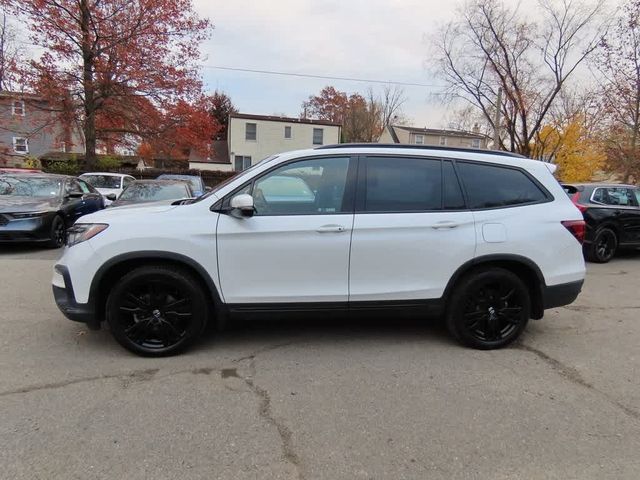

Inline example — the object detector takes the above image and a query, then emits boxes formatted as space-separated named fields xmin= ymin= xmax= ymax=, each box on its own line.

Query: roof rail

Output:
xmin=315 ymin=143 xmax=526 ymax=159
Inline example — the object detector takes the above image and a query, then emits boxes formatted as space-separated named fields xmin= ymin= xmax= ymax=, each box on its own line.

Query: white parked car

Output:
xmin=79 ymin=172 xmax=136 ymax=205
xmin=53 ymin=145 xmax=586 ymax=356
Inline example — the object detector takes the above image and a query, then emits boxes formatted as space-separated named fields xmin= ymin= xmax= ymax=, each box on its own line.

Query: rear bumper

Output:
xmin=52 ymin=265 xmax=100 ymax=329
xmin=543 ymin=280 xmax=584 ymax=309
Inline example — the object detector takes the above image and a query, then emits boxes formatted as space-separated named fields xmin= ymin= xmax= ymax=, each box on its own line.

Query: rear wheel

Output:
xmin=106 ymin=265 xmax=209 ymax=356
xmin=585 ymin=228 xmax=617 ymax=263
xmin=46 ymin=215 xmax=66 ymax=248
xmin=446 ymin=268 xmax=530 ymax=350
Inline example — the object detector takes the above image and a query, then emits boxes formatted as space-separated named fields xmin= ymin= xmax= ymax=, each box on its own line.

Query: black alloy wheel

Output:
xmin=585 ymin=228 xmax=617 ymax=263
xmin=106 ymin=265 xmax=209 ymax=356
xmin=446 ymin=268 xmax=530 ymax=349
xmin=46 ymin=215 xmax=66 ymax=248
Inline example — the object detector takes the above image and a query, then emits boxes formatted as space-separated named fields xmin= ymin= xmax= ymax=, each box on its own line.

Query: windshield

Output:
xmin=158 ymin=175 xmax=202 ymax=192
xmin=0 ymin=176 xmax=63 ymax=198
xmin=119 ymin=183 xmax=190 ymax=202
xmin=81 ymin=174 xmax=122 ymax=189
xmin=191 ymin=155 xmax=279 ymax=203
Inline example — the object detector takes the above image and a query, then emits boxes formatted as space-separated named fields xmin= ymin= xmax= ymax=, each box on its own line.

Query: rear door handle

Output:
xmin=431 ymin=221 xmax=460 ymax=229
xmin=316 ymin=224 xmax=345 ymax=233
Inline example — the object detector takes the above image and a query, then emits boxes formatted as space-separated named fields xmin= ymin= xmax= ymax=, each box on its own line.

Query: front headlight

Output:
xmin=66 ymin=223 xmax=109 ymax=247
xmin=10 ymin=211 xmax=50 ymax=219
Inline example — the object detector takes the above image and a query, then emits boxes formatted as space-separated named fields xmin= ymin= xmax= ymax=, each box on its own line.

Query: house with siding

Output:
xmin=226 ymin=113 xmax=341 ymax=171
xmin=378 ymin=125 xmax=489 ymax=149
xmin=0 ymin=91 xmax=84 ymax=166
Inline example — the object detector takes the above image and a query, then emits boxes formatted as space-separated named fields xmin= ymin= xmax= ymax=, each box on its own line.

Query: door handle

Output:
xmin=431 ymin=221 xmax=460 ymax=229
xmin=316 ymin=225 xmax=345 ymax=233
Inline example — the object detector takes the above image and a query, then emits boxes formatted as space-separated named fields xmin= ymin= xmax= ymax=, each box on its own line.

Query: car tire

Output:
xmin=106 ymin=264 xmax=209 ymax=356
xmin=446 ymin=268 xmax=530 ymax=350
xmin=585 ymin=228 xmax=617 ymax=263
xmin=46 ymin=215 xmax=66 ymax=248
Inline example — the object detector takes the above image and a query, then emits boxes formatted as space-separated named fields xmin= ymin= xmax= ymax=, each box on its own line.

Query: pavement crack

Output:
xmin=516 ymin=343 xmax=640 ymax=422
xmin=0 ymin=368 xmax=160 ymax=397
xmin=241 ymin=357 xmax=304 ymax=479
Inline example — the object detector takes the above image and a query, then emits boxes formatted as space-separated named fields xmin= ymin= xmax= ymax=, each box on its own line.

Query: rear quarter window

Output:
xmin=457 ymin=162 xmax=549 ymax=209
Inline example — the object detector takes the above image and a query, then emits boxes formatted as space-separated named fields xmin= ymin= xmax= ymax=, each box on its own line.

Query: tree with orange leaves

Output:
xmin=2 ymin=0 xmax=212 ymax=168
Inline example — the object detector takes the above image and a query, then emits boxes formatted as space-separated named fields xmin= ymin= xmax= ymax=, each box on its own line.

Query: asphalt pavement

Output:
xmin=0 ymin=244 xmax=639 ymax=479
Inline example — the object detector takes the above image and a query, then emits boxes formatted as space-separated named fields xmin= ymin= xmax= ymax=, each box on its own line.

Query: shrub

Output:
xmin=97 ymin=155 xmax=121 ymax=171
xmin=45 ymin=154 xmax=80 ymax=175
xmin=23 ymin=156 xmax=42 ymax=170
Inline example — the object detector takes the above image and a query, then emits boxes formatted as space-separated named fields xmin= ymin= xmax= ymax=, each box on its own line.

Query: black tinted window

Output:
xmin=458 ymin=162 xmax=547 ymax=209
xmin=364 ymin=157 xmax=441 ymax=212
xmin=443 ymin=160 xmax=465 ymax=210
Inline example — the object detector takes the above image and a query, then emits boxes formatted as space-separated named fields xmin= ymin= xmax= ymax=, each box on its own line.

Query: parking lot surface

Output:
xmin=1 ymin=245 xmax=639 ymax=479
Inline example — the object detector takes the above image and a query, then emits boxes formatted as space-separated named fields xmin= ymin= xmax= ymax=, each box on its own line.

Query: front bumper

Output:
xmin=0 ymin=213 xmax=55 ymax=242
xmin=52 ymin=264 xmax=100 ymax=329
xmin=543 ymin=280 xmax=584 ymax=309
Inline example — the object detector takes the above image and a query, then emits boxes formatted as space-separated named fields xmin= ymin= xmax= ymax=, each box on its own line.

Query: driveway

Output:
xmin=0 ymin=245 xmax=639 ymax=479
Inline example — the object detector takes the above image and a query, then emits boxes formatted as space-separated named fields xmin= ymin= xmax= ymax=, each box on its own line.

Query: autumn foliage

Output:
xmin=2 ymin=0 xmax=214 ymax=167
xmin=534 ymin=117 xmax=605 ymax=182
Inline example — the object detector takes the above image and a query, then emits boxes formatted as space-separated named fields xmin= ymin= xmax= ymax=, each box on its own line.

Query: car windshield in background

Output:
xmin=157 ymin=175 xmax=202 ymax=192
xmin=119 ymin=183 xmax=189 ymax=201
xmin=0 ymin=176 xmax=63 ymax=198
xmin=81 ymin=175 xmax=122 ymax=189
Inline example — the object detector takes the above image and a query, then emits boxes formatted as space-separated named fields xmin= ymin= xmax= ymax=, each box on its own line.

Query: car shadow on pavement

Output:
xmin=193 ymin=313 xmax=454 ymax=353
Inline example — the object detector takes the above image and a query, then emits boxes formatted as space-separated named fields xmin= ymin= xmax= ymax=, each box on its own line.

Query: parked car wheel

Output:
xmin=106 ymin=265 xmax=209 ymax=356
xmin=446 ymin=268 xmax=530 ymax=350
xmin=585 ymin=228 xmax=617 ymax=263
xmin=46 ymin=215 xmax=66 ymax=248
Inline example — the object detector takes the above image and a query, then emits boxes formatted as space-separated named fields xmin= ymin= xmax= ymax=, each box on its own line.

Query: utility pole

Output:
xmin=493 ymin=87 xmax=502 ymax=150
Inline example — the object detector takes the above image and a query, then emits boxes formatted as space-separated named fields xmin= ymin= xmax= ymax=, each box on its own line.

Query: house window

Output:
xmin=472 ymin=138 xmax=481 ymax=148
xmin=313 ymin=128 xmax=324 ymax=145
xmin=12 ymin=100 xmax=25 ymax=116
xmin=439 ymin=136 xmax=447 ymax=146
xmin=245 ymin=123 xmax=257 ymax=141
xmin=284 ymin=126 xmax=292 ymax=139
xmin=234 ymin=155 xmax=252 ymax=171
xmin=13 ymin=137 xmax=28 ymax=154
xmin=415 ymin=134 xmax=424 ymax=145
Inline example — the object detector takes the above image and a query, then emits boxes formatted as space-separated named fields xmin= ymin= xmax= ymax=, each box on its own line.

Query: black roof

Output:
xmin=315 ymin=143 xmax=525 ymax=158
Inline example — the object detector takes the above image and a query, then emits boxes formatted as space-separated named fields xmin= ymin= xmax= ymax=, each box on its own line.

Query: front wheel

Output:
xmin=446 ymin=268 xmax=530 ymax=350
xmin=585 ymin=228 xmax=617 ymax=263
xmin=106 ymin=265 xmax=209 ymax=356
xmin=46 ymin=215 xmax=66 ymax=248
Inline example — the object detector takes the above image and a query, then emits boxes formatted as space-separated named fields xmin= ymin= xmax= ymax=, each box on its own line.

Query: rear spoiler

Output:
xmin=544 ymin=163 xmax=558 ymax=174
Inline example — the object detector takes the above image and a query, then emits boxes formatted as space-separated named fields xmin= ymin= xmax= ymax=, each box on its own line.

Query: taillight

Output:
xmin=570 ymin=192 xmax=588 ymax=213
xmin=562 ymin=220 xmax=586 ymax=244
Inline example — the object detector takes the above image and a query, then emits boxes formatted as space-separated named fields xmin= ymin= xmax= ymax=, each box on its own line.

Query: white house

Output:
xmin=227 ymin=113 xmax=342 ymax=171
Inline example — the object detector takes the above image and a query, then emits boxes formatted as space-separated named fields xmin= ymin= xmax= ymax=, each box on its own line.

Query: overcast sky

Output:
xmin=193 ymin=0 xmax=479 ymax=128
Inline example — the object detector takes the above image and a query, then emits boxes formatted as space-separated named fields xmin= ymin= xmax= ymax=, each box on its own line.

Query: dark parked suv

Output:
xmin=563 ymin=183 xmax=640 ymax=263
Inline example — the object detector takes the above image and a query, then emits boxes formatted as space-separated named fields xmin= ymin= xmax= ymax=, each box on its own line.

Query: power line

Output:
xmin=200 ymin=65 xmax=442 ymax=88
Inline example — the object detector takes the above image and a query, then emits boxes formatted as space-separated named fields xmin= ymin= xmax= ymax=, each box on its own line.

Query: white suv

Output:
xmin=52 ymin=145 xmax=586 ymax=356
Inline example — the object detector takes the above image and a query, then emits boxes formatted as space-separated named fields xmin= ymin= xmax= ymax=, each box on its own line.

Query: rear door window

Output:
xmin=457 ymin=162 xmax=549 ymax=209
xmin=362 ymin=156 xmax=442 ymax=212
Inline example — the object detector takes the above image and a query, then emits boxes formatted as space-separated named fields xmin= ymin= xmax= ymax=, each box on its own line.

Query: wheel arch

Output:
xmin=443 ymin=254 xmax=546 ymax=320
xmin=89 ymin=251 xmax=223 ymax=324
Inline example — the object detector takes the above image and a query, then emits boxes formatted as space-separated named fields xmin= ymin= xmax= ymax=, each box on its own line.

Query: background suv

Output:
xmin=563 ymin=183 xmax=640 ymax=263
xmin=52 ymin=145 xmax=586 ymax=356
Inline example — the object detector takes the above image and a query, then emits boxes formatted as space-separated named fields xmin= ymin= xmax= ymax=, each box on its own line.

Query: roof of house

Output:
xmin=391 ymin=125 xmax=488 ymax=139
xmin=0 ymin=90 xmax=45 ymax=101
xmin=230 ymin=113 xmax=342 ymax=127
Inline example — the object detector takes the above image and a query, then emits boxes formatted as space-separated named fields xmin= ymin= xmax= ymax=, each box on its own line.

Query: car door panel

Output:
xmin=216 ymin=155 xmax=354 ymax=304
xmin=348 ymin=156 xmax=476 ymax=301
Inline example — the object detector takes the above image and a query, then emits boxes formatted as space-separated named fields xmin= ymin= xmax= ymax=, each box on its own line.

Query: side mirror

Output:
xmin=229 ymin=193 xmax=255 ymax=217
xmin=106 ymin=193 xmax=117 ymax=201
